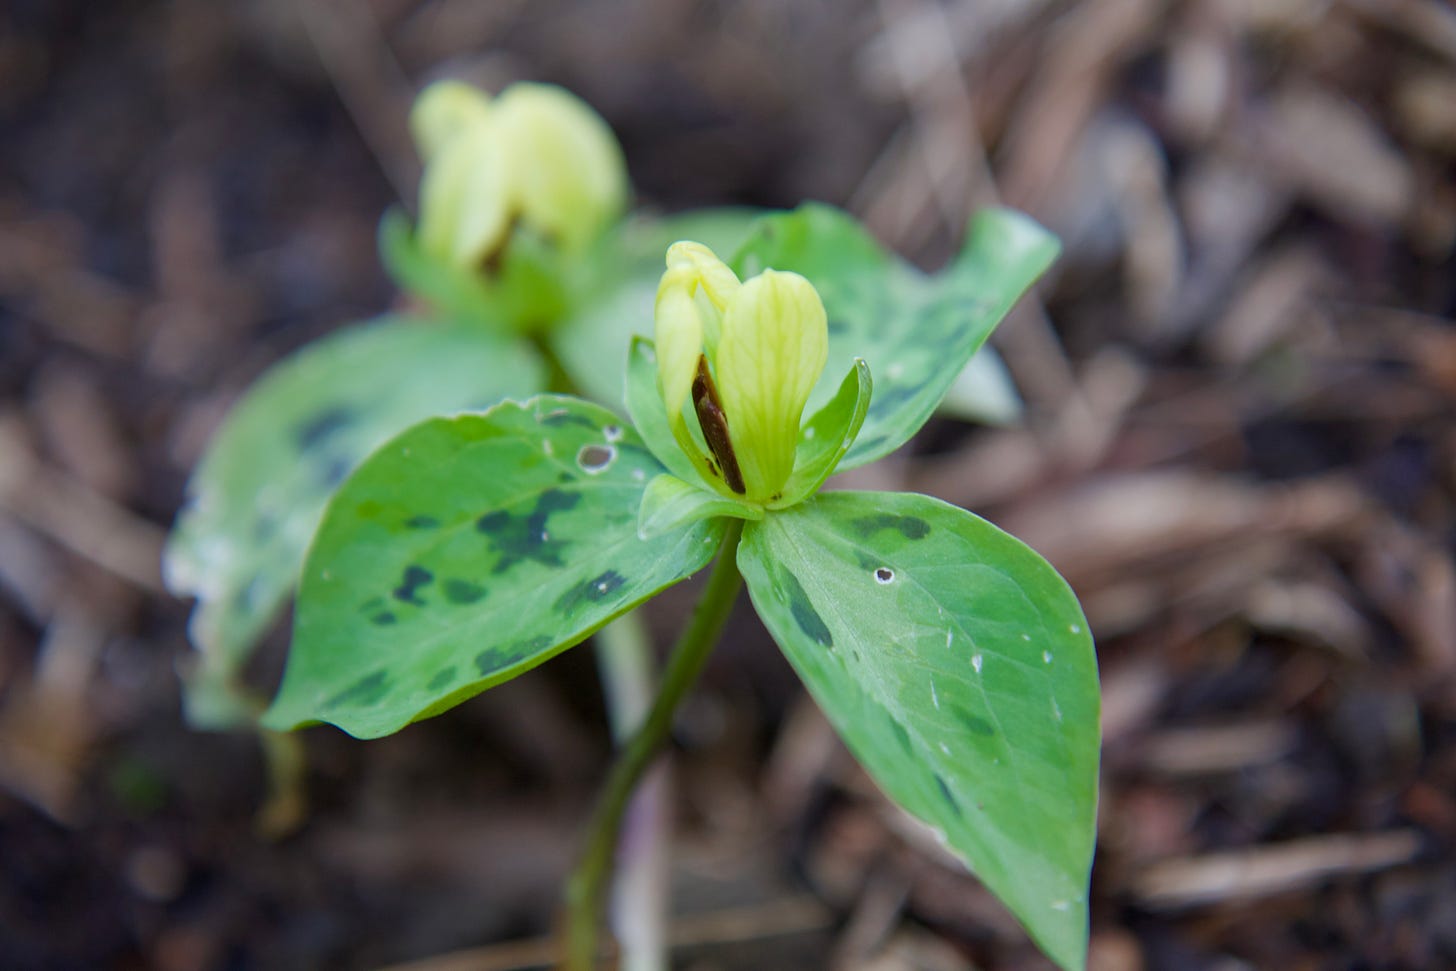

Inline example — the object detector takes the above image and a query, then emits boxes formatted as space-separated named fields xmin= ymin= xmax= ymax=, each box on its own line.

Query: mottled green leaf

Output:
xmin=731 ymin=204 xmax=1057 ymax=468
xmin=738 ymin=492 xmax=1099 ymax=971
xmin=263 ymin=396 xmax=725 ymax=739
xmin=164 ymin=318 xmax=544 ymax=729
xmin=639 ymin=474 xmax=760 ymax=540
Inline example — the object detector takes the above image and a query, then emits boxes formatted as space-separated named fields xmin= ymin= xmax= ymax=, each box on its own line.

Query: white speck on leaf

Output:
xmin=971 ymin=653 xmax=983 ymax=673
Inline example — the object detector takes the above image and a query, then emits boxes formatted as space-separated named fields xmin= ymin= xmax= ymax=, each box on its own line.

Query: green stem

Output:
xmin=563 ymin=519 xmax=745 ymax=970
xmin=531 ymin=332 xmax=575 ymax=396
xmin=593 ymin=611 xmax=668 ymax=971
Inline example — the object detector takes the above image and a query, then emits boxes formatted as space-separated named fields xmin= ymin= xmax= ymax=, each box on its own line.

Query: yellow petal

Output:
xmin=665 ymin=241 xmax=740 ymax=355
xmin=714 ymin=270 xmax=828 ymax=501
xmin=665 ymin=241 xmax=741 ymax=311
xmin=653 ymin=266 xmax=703 ymax=422
xmin=416 ymin=122 xmax=511 ymax=268
xmin=654 ymin=264 xmax=742 ymax=497
xmin=409 ymin=80 xmax=493 ymax=163
xmin=493 ymin=83 xmax=628 ymax=251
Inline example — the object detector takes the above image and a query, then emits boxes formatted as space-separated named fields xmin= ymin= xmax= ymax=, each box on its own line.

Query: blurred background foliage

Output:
xmin=1 ymin=1 xmax=1454 ymax=969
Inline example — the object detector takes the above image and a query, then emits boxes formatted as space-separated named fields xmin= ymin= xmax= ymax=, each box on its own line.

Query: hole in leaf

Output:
xmin=577 ymin=444 xmax=617 ymax=474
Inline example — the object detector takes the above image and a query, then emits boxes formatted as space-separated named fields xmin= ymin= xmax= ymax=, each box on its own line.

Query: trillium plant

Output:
xmin=167 ymin=78 xmax=1099 ymax=971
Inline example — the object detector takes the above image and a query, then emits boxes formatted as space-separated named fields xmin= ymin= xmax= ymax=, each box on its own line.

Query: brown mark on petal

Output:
xmin=692 ymin=356 xmax=745 ymax=494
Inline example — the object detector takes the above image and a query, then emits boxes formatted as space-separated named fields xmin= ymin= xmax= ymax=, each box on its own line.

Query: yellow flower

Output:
xmin=655 ymin=242 xmax=828 ymax=505
xmin=410 ymin=80 xmax=628 ymax=269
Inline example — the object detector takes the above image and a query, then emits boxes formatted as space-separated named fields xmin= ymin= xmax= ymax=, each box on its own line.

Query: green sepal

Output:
xmin=378 ymin=209 xmax=495 ymax=326
xmin=738 ymin=491 xmax=1099 ymax=971
xmin=262 ymin=395 xmax=724 ymax=739
xmin=776 ymin=358 xmax=872 ymax=507
xmin=624 ymin=336 xmax=713 ymax=490
xmin=638 ymin=474 xmax=761 ymax=540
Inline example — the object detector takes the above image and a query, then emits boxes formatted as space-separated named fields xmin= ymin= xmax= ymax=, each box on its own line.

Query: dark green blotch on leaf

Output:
xmin=442 ymin=578 xmax=486 ymax=605
xmin=404 ymin=514 xmax=440 ymax=529
xmin=952 ymin=706 xmax=996 ymax=737
xmin=935 ymin=774 xmax=963 ymax=815
xmin=317 ymin=455 xmax=353 ymax=488
xmin=474 ymin=635 xmax=552 ymax=676
xmin=392 ymin=565 xmax=434 ymax=606
xmin=327 ymin=670 xmax=388 ymax=709
xmin=427 ymin=667 xmax=456 ymax=691
xmin=866 ymin=384 xmax=918 ymax=418
xmin=253 ymin=512 xmax=279 ymax=542
xmin=235 ymin=575 xmax=264 ymax=610
xmin=555 ymin=570 xmax=627 ymax=613
xmin=370 ymin=611 xmax=397 ymax=626
xmin=538 ymin=409 xmax=598 ymax=429
xmin=295 ymin=405 xmax=355 ymax=449
xmin=889 ymin=716 xmax=912 ymax=752
xmin=475 ymin=488 xmax=582 ymax=573
xmin=779 ymin=569 xmax=832 ymax=647
xmin=852 ymin=513 xmax=931 ymax=541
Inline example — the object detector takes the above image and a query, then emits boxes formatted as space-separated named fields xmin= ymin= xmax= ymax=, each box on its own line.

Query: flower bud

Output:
xmin=411 ymin=80 xmax=628 ymax=269
xmin=654 ymin=242 xmax=827 ymax=504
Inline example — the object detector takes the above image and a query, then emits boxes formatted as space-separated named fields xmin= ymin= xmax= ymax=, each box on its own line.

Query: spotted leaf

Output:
xmin=262 ymin=396 xmax=724 ymax=739
xmin=164 ymin=318 xmax=544 ymax=729
xmin=731 ymin=203 xmax=1058 ymax=468
xmin=738 ymin=491 xmax=1099 ymax=971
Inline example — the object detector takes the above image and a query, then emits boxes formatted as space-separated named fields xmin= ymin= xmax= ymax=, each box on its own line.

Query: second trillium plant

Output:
xmin=263 ymin=205 xmax=1100 ymax=968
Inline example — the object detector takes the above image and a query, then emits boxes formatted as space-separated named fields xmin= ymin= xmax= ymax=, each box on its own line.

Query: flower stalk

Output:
xmin=562 ymin=519 xmax=745 ymax=970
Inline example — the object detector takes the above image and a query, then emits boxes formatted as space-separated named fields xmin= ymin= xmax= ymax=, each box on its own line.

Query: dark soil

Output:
xmin=2 ymin=2 xmax=1454 ymax=969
